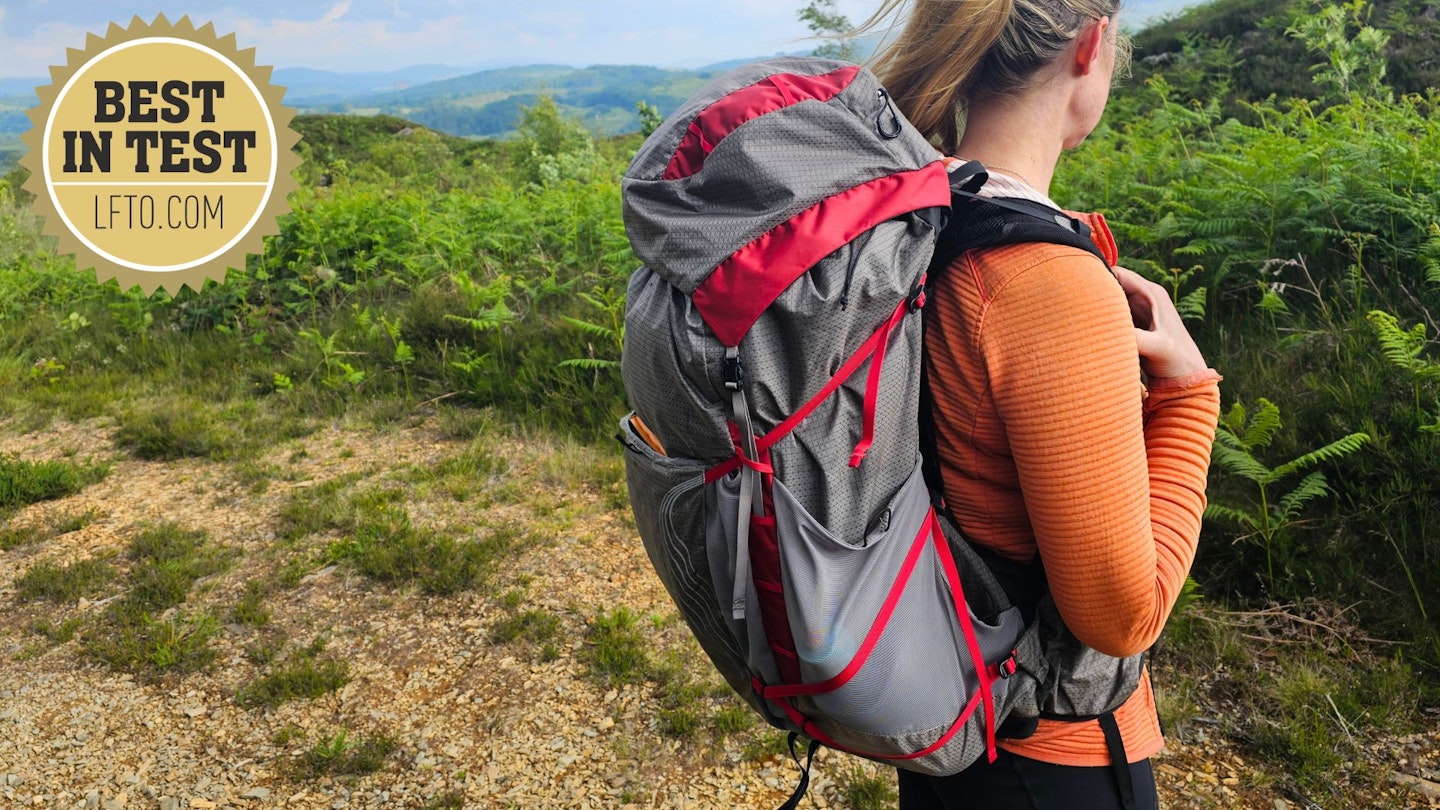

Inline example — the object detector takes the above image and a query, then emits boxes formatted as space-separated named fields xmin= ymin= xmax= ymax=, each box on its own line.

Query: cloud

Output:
xmin=319 ymin=2 xmax=352 ymax=25
xmin=0 ymin=1 xmax=886 ymax=77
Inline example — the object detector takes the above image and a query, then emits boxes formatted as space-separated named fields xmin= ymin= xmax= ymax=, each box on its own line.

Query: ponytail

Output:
xmin=859 ymin=0 xmax=1127 ymax=155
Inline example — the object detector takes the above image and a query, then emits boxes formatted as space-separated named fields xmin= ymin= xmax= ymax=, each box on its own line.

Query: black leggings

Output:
xmin=897 ymin=749 xmax=1159 ymax=810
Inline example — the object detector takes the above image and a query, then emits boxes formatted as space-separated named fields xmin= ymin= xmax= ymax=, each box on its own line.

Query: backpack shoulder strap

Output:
xmin=919 ymin=162 xmax=1109 ymax=618
xmin=930 ymin=161 xmax=1111 ymax=274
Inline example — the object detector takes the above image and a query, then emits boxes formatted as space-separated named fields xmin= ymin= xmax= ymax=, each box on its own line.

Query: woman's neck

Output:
xmin=957 ymin=94 xmax=1070 ymax=196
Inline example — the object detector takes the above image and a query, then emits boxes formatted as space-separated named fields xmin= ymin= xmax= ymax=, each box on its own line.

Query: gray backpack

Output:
xmin=618 ymin=57 xmax=1142 ymax=790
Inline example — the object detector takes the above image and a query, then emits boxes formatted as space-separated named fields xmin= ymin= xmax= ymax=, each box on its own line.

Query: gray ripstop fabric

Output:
xmin=618 ymin=56 xmax=1141 ymax=777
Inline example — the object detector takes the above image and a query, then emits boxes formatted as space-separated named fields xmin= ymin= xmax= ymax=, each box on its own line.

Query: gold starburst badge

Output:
xmin=20 ymin=14 xmax=300 ymax=294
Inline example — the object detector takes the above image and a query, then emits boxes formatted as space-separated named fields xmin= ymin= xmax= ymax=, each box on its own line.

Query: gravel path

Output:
xmin=1 ymin=417 xmax=1437 ymax=809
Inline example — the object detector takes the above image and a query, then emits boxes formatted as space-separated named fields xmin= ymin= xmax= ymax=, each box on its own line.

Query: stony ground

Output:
xmin=1 ymin=415 xmax=1437 ymax=809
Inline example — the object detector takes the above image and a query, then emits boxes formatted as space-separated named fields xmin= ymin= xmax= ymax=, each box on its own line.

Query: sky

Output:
xmin=0 ymin=0 xmax=1196 ymax=79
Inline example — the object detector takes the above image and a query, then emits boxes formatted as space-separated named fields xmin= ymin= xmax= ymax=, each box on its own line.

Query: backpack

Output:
xmin=617 ymin=57 xmax=1141 ymax=796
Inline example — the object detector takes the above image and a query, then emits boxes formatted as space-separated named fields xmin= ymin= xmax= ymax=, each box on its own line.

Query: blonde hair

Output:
xmin=859 ymin=0 xmax=1129 ymax=154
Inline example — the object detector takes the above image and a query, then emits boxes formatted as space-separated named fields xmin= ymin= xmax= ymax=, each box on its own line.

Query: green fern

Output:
xmin=1206 ymin=398 xmax=1370 ymax=592
xmin=1368 ymin=309 xmax=1440 ymax=429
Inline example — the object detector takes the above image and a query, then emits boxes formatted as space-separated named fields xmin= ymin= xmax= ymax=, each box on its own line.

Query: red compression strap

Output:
xmin=754 ymin=511 xmax=932 ymax=700
xmin=930 ymin=511 xmax=999 ymax=762
xmin=754 ymin=295 xmax=913 ymax=455
xmin=848 ymin=300 xmax=907 ymax=467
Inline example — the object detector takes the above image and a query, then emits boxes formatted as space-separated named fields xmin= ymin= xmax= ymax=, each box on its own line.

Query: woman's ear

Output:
xmin=1073 ymin=16 xmax=1111 ymax=76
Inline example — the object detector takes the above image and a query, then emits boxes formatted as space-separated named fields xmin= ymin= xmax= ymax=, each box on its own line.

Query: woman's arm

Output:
xmin=981 ymin=250 xmax=1221 ymax=657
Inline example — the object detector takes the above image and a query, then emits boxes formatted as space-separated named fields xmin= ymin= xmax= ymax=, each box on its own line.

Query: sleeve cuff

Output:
xmin=1148 ymin=368 xmax=1222 ymax=392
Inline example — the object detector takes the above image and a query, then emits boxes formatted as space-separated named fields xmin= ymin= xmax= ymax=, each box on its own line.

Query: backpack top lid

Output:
xmin=621 ymin=57 xmax=951 ymax=347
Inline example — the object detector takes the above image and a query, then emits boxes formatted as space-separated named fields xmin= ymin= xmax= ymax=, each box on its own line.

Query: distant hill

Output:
xmin=273 ymin=65 xmax=473 ymax=104
xmin=5 ymin=0 xmax=1436 ymax=160
xmin=303 ymin=63 xmax=723 ymax=138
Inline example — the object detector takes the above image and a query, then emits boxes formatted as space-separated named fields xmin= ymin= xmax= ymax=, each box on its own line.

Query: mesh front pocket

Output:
xmin=769 ymin=461 xmax=1025 ymax=765
xmin=617 ymin=414 xmax=758 ymax=708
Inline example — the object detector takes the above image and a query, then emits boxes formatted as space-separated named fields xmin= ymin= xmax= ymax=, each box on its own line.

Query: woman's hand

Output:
xmin=1113 ymin=266 xmax=1209 ymax=379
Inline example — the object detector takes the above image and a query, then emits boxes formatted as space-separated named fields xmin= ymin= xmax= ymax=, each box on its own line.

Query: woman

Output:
xmin=859 ymin=0 xmax=1223 ymax=807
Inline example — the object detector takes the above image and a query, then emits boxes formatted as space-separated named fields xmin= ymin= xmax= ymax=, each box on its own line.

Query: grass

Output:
xmin=292 ymin=729 xmax=397 ymax=778
xmin=287 ymin=476 xmax=523 ymax=594
xmin=0 ymin=524 xmax=47 ymax=551
xmin=343 ymin=519 xmax=517 ymax=595
xmin=51 ymin=507 xmax=97 ymax=534
xmin=1155 ymin=601 xmax=1423 ymax=803
xmin=840 ymin=765 xmax=899 ymax=810
xmin=125 ymin=523 xmax=232 ymax=611
xmin=581 ymin=607 xmax=650 ymax=685
xmin=69 ymin=522 xmax=230 ymax=678
xmin=238 ymin=635 xmax=350 ymax=708
xmin=0 ymin=455 xmax=109 ymax=515
xmin=29 ymin=616 xmax=83 ymax=643
xmin=489 ymin=608 xmax=560 ymax=645
xmin=14 ymin=557 xmax=115 ymax=602
xmin=112 ymin=398 xmax=245 ymax=460
xmin=239 ymin=655 xmax=351 ymax=708
xmin=742 ymin=732 xmax=793 ymax=762
xmin=83 ymin=608 xmax=219 ymax=677
xmin=232 ymin=580 xmax=271 ymax=627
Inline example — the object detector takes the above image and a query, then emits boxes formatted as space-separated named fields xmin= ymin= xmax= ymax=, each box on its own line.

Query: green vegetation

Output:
xmin=0 ymin=455 xmax=109 ymax=515
xmin=73 ymin=523 xmax=232 ymax=678
xmin=84 ymin=609 xmax=219 ymax=678
xmin=14 ymin=557 xmax=114 ymax=602
xmin=279 ymin=476 xmax=522 ymax=594
xmin=238 ymin=638 xmax=351 ymax=708
xmin=840 ymin=765 xmax=900 ymax=810
xmin=231 ymin=580 xmax=271 ymax=627
xmin=1155 ymin=602 xmax=1422 ymax=799
xmin=582 ymin=607 xmax=650 ymax=685
xmin=292 ymin=729 xmax=397 ymax=778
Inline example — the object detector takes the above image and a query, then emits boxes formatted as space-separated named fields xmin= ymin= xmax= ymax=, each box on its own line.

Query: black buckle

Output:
xmin=723 ymin=355 xmax=744 ymax=391
xmin=906 ymin=284 xmax=927 ymax=312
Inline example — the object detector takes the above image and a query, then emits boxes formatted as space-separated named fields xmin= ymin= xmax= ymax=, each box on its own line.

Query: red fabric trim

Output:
xmin=930 ymin=512 xmax=999 ymax=763
xmin=694 ymin=164 xmax=951 ymax=347
xmin=1072 ymin=210 xmax=1119 ymax=266
xmin=662 ymin=66 xmax=861 ymax=181
xmin=750 ymin=486 xmax=802 ymax=684
xmin=756 ymin=512 xmax=932 ymax=701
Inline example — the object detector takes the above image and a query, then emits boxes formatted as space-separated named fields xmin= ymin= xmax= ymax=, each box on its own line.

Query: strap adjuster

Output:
xmin=723 ymin=354 xmax=744 ymax=391
xmin=906 ymin=285 xmax=927 ymax=312
xmin=998 ymin=651 xmax=1019 ymax=679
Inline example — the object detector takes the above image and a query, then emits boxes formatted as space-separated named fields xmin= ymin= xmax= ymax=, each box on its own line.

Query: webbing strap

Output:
xmin=729 ymin=346 xmax=763 ymax=621
xmin=1098 ymin=712 xmax=1136 ymax=810
xmin=778 ymin=733 xmax=822 ymax=810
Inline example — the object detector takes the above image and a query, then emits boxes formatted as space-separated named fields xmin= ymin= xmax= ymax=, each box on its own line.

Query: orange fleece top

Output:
xmin=924 ymin=212 xmax=1221 ymax=766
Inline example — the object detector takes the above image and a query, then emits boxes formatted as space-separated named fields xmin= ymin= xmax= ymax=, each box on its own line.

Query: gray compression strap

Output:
xmin=727 ymin=345 xmax=762 ymax=620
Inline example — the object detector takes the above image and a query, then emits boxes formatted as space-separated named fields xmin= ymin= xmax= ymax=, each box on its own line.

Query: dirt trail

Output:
xmin=1 ymin=418 xmax=1436 ymax=809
